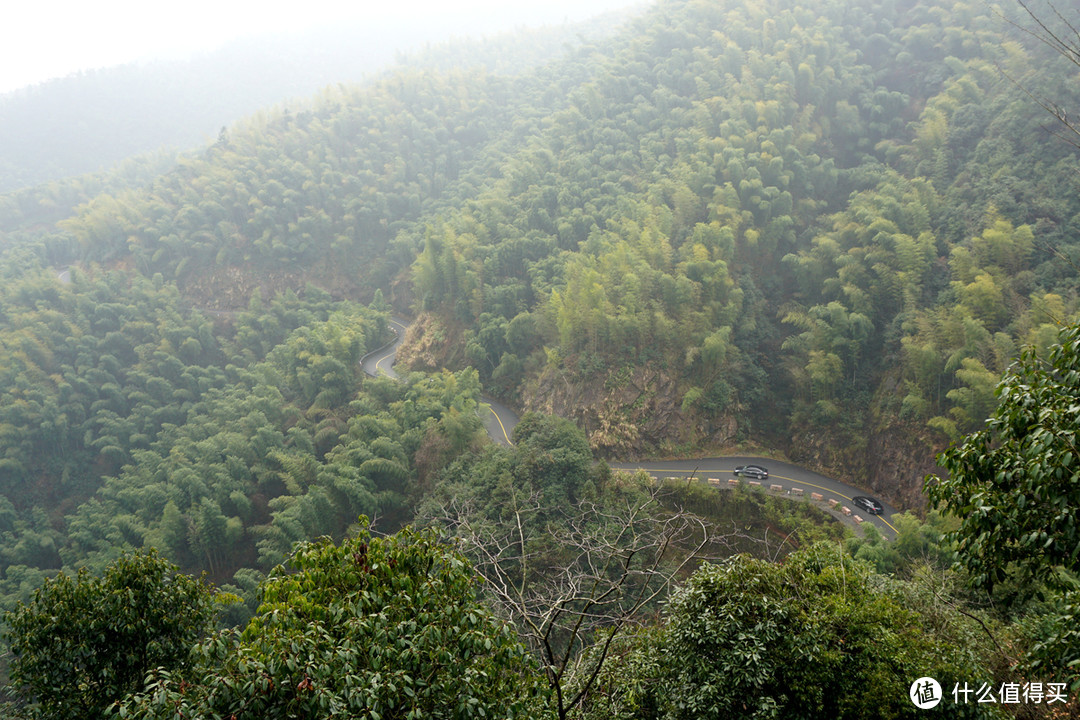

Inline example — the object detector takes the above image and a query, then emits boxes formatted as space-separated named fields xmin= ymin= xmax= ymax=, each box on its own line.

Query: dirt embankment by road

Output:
xmin=394 ymin=313 xmax=467 ymax=371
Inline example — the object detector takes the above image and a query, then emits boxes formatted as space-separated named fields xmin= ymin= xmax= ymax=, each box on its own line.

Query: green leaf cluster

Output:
xmin=928 ymin=322 xmax=1080 ymax=592
xmin=3 ymin=549 xmax=217 ymax=720
xmin=581 ymin=544 xmax=1004 ymax=720
xmin=928 ymin=321 xmax=1080 ymax=687
xmin=118 ymin=522 xmax=543 ymax=719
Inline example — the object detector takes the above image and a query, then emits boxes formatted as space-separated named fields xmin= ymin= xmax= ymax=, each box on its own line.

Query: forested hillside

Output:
xmin=397 ymin=0 xmax=1080 ymax=507
xmin=0 ymin=265 xmax=490 ymax=597
xmin=2 ymin=0 xmax=1079 ymax=714
xmin=25 ymin=0 xmax=1078 ymax=510
xmin=0 ymin=12 xmax=627 ymax=195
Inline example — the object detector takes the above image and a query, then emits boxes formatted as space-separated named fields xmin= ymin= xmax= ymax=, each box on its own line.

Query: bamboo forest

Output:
xmin=0 ymin=0 xmax=1078 ymax=716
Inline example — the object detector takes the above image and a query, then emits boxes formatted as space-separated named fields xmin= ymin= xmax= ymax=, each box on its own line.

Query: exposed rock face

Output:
xmin=864 ymin=426 xmax=942 ymax=510
xmin=395 ymin=312 xmax=465 ymax=372
xmin=787 ymin=423 xmax=941 ymax=511
xmin=522 ymin=363 xmax=738 ymax=458
xmin=180 ymin=264 xmax=304 ymax=310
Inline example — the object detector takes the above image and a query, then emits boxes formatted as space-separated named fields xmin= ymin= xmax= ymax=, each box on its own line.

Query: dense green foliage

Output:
xmin=928 ymin=321 xmax=1080 ymax=688
xmin=17 ymin=0 xmax=1072 ymax=502
xmin=424 ymin=417 xmax=858 ymax=719
xmin=1 ymin=0 xmax=1079 ymax=712
xmin=395 ymin=0 xmax=1080 ymax=464
xmin=3 ymin=550 xmax=217 ymax=719
xmin=50 ymin=69 xmax=561 ymax=300
xmin=581 ymin=544 xmax=1006 ymax=720
xmin=117 ymin=523 xmax=542 ymax=719
xmin=427 ymin=412 xmax=596 ymax=515
xmin=0 ymin=261 xmax=490 ymax=626
xmin=928 ymin=322 xmax=1080 ymax=593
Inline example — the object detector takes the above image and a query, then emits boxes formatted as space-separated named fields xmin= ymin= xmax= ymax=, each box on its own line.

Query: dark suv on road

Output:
xmin=852 ymin=496 xmax=884 ymax=515
xmin=733 ymin=464 xmax=769 ymax=480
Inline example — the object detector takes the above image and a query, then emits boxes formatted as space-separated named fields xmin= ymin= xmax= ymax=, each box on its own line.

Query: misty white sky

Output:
xmin=0 ymin=0 xmax=644 ymax=95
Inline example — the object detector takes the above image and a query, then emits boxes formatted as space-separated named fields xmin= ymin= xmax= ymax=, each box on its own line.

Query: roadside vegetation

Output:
xmin=0 ymin=0 xmax=1077 ymax=715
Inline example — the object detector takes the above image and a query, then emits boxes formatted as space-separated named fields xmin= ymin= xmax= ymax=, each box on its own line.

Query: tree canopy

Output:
xmin=117 ymin=521 xmax=543 ymax=719
xmin=3 ymin=549 xmax=218 ymax=720
xmin=3 ymin=0 xmax=1077 ymax=506
xmin=927 ymin=321 xmax=1080 ymax=688
xmin=582 ymin=544 xmax=1005 ymax=720
xmin=927 ymin=321 xmax=1080 ymax=593
xmin=1 ymin=0 xmax=1079 ymax=711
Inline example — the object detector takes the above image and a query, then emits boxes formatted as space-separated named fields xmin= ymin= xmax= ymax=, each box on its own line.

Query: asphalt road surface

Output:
xmin=363 ymin=317 xmax=899 ymax=539
xmin=359 ymin=317 xmax=409 ymax=379
xmin=610 ymin=456 xmax=899 ymax=539
xmin=481 ymin=396 xmax=518 ymax=446
xmin=359 ymin=317 xmax=519 ymax=446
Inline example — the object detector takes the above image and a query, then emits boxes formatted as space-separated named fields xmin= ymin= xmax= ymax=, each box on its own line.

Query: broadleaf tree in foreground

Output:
xmin=927 ymin=321 xmax=1080 ymax=685
xmin=2 ymin=549 xmax=219 ymax=720
xmin=580 ymin=545 xmax=1004 ymax=719
xmin=926 ymin=322 xmax=1080 ymax=592
xmin=117 ymin=520 xmax=545 ymax=719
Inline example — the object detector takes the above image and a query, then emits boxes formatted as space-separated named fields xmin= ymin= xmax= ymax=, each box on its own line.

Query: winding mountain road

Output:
xmin=48 ymin=269 xmax=900 ymax=536
xmin=360 ymin=317 xmax=518 ymax=446
xmin=609 ymin=457 xmax=899 ymax=538
xmin=481 ymin=396 xmax=517 ymax=446
xmin=361 ymin=317 xmax=899 ymax=539
xmin=360 ymin=317 xmax=409 ymax=380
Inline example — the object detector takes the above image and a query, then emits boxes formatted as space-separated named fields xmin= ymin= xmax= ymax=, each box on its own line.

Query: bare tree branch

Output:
xmin=1015 ymin=0 xmax=1080 ymax=64
xmin=994 ymin=0 xmax=1080 ymax=148
xmin=430 ymin=479 xmax=769 ymax=720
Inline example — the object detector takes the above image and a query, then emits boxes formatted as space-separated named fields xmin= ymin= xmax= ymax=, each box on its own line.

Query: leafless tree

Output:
xmin=999 ymin=0 xmax=1080 ymax=147
xmin=432 ymin=479 xmax=765 ymax=720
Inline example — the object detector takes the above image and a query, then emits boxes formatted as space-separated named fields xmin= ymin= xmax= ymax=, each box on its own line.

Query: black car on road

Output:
xmin=852 ymin=496 xmax=884 ymax=515
xmin=733 ymin=464 xmax=769 ymax=480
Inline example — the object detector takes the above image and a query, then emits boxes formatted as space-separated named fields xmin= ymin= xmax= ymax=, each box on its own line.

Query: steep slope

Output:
xmin=31 ymin=0 xmax=1080 ymax=510
xmin=0 ymin=19 xmax=632 ymax=617
xmin=0 ymin=14 xmax=629 ymax=194
xmin=398 ymin=0 xmax=1080 ymax=506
